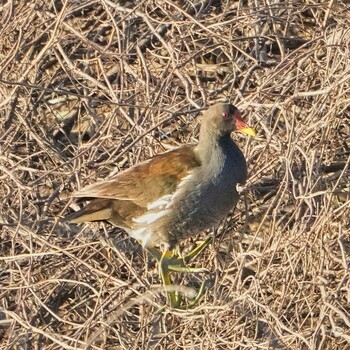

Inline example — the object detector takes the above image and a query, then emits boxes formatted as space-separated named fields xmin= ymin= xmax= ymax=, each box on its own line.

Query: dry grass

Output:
xmin=1 ymin=0 xmax=350 ymax=349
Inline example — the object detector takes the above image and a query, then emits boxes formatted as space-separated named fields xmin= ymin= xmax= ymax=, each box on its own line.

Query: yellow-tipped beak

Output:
xmin=234 ymin=110 xmax=256 ymax=137
xmin=240 ymin=127 xmax=256 ymax=137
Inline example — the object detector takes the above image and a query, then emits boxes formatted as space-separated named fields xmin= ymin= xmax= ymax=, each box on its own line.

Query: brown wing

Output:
xmin=74 ymin=145 xmax=201 ymax=207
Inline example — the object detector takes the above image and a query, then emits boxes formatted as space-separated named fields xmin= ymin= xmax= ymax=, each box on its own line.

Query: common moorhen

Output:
xmin=66 ymin=103 xmax=255 ymax=307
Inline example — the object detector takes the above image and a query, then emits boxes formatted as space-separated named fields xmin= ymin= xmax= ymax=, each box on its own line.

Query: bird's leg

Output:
xmin=165 ymin=241 xmax=213 ymax=309
xmin=182 ymin=236 xmax=213 ymax=264
xmin=147 ymin=247 xmax=181 ymax=307
xmin=147 ymin=236 xmax=212 ymax=268
xmin=159 ymin=250 xmax=181 ymax=308
xmin=167 ymin=236 xmax=212 ymax=272
xmin=146 ymin=238 xmax=213 ymax=308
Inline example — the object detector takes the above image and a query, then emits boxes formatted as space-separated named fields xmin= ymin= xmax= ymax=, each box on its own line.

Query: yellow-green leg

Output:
xmin=147 ymin=237 xmax=213 ymax=309
xmin=159 ymin=250 xmax=181 ymax=308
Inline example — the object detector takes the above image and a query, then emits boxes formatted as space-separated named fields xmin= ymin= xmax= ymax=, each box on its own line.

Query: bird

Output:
xmin=66 ymin=103 xmax=256 ymax=308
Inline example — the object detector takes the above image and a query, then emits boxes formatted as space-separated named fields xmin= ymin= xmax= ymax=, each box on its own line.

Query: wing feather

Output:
xmin=74 ymin=145 xmax=201 ymax=206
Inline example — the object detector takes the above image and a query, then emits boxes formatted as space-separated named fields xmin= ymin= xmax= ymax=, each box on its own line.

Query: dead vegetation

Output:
xmin=0 ymin=0 xmax=349 ymax=349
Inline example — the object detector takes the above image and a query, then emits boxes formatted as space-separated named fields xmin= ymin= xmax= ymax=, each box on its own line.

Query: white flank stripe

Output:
xmin=132 ymin=209 xmax=169 ymax=224
xmin=147 ymin=195 xmax=172 ymax=210
xmin=130 ymin=229 xmax=153 ymax=248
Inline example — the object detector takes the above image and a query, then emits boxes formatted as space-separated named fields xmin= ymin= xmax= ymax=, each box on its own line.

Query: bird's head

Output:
xmin=202 ymin=103 xmax=256 ymax=137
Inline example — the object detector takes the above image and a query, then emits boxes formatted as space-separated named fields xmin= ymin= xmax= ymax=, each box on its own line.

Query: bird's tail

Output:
xmin=65 ymin=199 xmax=113 ymax=223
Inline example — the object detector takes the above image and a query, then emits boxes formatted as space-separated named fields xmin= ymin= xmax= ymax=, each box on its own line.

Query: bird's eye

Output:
xmin=223 ymin=112 xmax=230 ymax=120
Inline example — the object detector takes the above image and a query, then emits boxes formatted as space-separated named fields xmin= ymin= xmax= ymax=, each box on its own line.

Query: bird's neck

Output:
xmin=196 ymin=132 xmax=247 ymax=184
xmin=196 ymin=132 xmax=234 ymax=167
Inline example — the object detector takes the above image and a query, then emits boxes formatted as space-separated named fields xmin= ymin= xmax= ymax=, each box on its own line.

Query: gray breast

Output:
xmin=166 ymin=137 xmax=247 ymax=248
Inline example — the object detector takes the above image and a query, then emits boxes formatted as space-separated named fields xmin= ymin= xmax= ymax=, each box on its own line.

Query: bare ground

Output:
xmin=0 ymin=1 xmax=349 ymax=349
